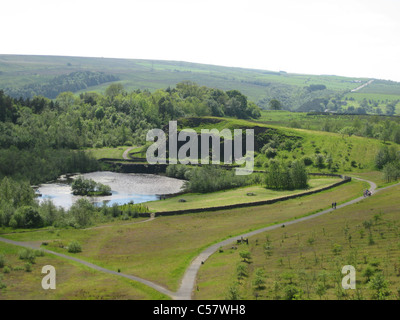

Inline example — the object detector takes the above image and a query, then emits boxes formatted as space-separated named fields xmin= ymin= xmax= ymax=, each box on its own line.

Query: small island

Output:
xmin=71 ymin=176 xmax=112 ymax=196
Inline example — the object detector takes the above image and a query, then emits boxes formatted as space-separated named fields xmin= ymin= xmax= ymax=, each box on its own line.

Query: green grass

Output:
xmin=0 ymin=54 xmax=379 ymax=106
xmin=147 ymin=178 xmax=342 ymax=212
xmin=194 ymin=183 xmax=400 ymax=300
xmin=178 ymin=116 xmax=397 ymax=173
xmin=2 ymin=180 xmax=365 ymax=293
xmin=0 ymin=241 xmax=169 ymax=300
xmin=85 ymin=145 xmax=134 ymax=160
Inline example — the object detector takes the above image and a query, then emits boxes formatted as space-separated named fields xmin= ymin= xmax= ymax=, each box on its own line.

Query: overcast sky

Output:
xmin=1 ymin=0 xmax=400 ymax=81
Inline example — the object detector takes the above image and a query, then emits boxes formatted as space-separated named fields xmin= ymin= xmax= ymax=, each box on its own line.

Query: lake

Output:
xmin=37 ymin=171 xmax=185 ymax=209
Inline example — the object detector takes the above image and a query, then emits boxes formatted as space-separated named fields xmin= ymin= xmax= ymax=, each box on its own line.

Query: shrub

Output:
xmin=284 ymin=285 xmax=302 ymax=300
xmin=24 ymin=262 xmax=32 ymax=272
xmin=18 ymin=248 xmax=36 ymax=264
xmin=68 ymin=241 xmax=82 ymax=253
xmin=0 ymin=254 xmax=6 ymax=268
xmin=264 ymin=147 xmax=277 ymax=159
xmin=302 ymin=156 xmax=313 ymax=166
xmin=314 ymin=154 xmax=325 ymax=168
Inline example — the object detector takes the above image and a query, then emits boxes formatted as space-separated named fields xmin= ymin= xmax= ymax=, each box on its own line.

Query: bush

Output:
xmin=302 ymin=156 xmax=313 ymax=166
xmin=265 ymin=147 xmax=277 ymax=159
xmin=0 ymin=254 xmax=5 ymax=268
xmin=68 ymin=241 xmax=82 ymax=253
xmin=314 ymin=154 xmax=325 ymax=169
xmin=18 ymin=248 xmax=36 ymax=264
xmin=24 ymin=262 xmax=32 ymax=272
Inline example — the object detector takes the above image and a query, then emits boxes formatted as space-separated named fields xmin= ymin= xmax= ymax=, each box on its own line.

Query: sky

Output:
xmin=1 ymin=0 xmax=400 ymax=81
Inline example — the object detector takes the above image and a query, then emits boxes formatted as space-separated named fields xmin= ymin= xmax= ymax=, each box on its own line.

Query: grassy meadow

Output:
xmin=194 ymin=184 xmax=400 ymax=300
xmin=0 ymin=242 xmax=168 ymax=300
xmin=1 ymin=179 xmax=365 ymax=293
xmin=146 ymin=177 xmax=342 ymax=212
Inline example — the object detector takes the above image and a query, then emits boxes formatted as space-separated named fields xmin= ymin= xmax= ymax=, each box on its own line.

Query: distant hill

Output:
xmin=1 ymin=54 xmax=399 ymax=113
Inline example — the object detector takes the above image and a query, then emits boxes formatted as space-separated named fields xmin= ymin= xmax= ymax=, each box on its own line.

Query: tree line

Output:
xmin=4 ymin=71 xmax=119 ymax=99
xmin=0 ymin=82 xmax=261 ymax=184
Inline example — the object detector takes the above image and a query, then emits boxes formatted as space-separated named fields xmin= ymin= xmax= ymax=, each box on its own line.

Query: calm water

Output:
xmin=37 ymin=171 xmax=185 ymax=209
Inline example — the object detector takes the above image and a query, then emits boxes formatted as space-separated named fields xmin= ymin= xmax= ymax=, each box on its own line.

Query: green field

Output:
xmin=2 ymin=54 xmax=399 ymax=112
xmin=1 ymin=180 xmax=365 ymax=292
xmin=85 ymin=145 xmax=139 ymax=160
xmin=0 ymin=242 xmax=168 ymax=300
xmin=147 ymin=178 xmax=341 ymax=212
xmin=194 ymin=183 xmax=400 ymax=300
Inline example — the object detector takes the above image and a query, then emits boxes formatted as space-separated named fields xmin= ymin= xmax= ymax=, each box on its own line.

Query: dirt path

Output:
xmin=351 ymin=79 xmax=374 ymax=92
xmin=122 ymin=147 xmax=135 ymax=160
xmin=2 ymin=177 xmax=398 ymax=300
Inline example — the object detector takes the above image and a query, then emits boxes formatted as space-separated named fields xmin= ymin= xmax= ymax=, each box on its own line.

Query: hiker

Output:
xmin=334 ymin=202 xmax=337 ymax=209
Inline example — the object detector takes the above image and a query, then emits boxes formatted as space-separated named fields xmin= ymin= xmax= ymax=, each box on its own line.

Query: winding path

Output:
xmin=2 ymin=177 xmax=399 ymax=300
xmin=122 ymin=147 xmax=135 ymax=160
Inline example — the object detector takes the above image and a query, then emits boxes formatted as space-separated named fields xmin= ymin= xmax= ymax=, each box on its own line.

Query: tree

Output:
xmin=239 ymin=250 xmax=251 ymax=263
xmin=13 ymin=206 xmax=43 ymax=229
xmin=284 ymin=285 xmax=302 ymax=300
xmin=236 ymin=263 xmax=248 ymax=280
xmin=339 ymin=126 xmax=355 ymax=138
xmin=269 ymin=99 xmax=282 ymax=110
xmin=368 ymin=273 xmax=391 ymax=299
xmin=105 ymin=83 xmax=124 ymax=99
xmin=290 ymin=160 xmax=308 ymax=189
xmin=95 ymin=107 xmax=105 ymax=120
xmin=253 ymin=268 xmax=266 ymax=290
xmin=226 ymin=283 xmax=241 ymax=300
xmin=69 ymin=198 xmax=95 ymax=228
xmin=56 ymin=92 xmax=75 ymax=111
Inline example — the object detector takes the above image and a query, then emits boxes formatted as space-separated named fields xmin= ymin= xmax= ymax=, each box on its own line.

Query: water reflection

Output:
xmin=37 ymin=171 xmax=185 ymax=209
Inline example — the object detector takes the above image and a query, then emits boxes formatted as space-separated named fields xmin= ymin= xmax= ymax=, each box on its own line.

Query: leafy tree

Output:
xmin=69 ymin=198 xmax=95 ymax=228
xmin=14 ymin=206 xmax=43 ymax=229
xmin=269 ymin=99 xmax=282 ymax=110
xmin=105 ymin=83 xmax=125 ymax=99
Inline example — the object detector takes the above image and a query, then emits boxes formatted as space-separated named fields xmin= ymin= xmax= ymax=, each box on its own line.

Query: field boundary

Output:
xmin=149 ymin=174 xmax=351 ymax=217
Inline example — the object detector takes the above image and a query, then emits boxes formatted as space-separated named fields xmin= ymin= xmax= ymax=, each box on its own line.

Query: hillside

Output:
xmin=175 ymin=116 xmax=398 ymax=174
xmin=1 ymin=54 xmax=400 ymax=113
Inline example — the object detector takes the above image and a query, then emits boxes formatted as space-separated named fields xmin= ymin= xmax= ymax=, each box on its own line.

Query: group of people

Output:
xmin=330 ymin=189 xmax=372 ymax=211
xmin=364 ymin=189 xmax=372 ymax=197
